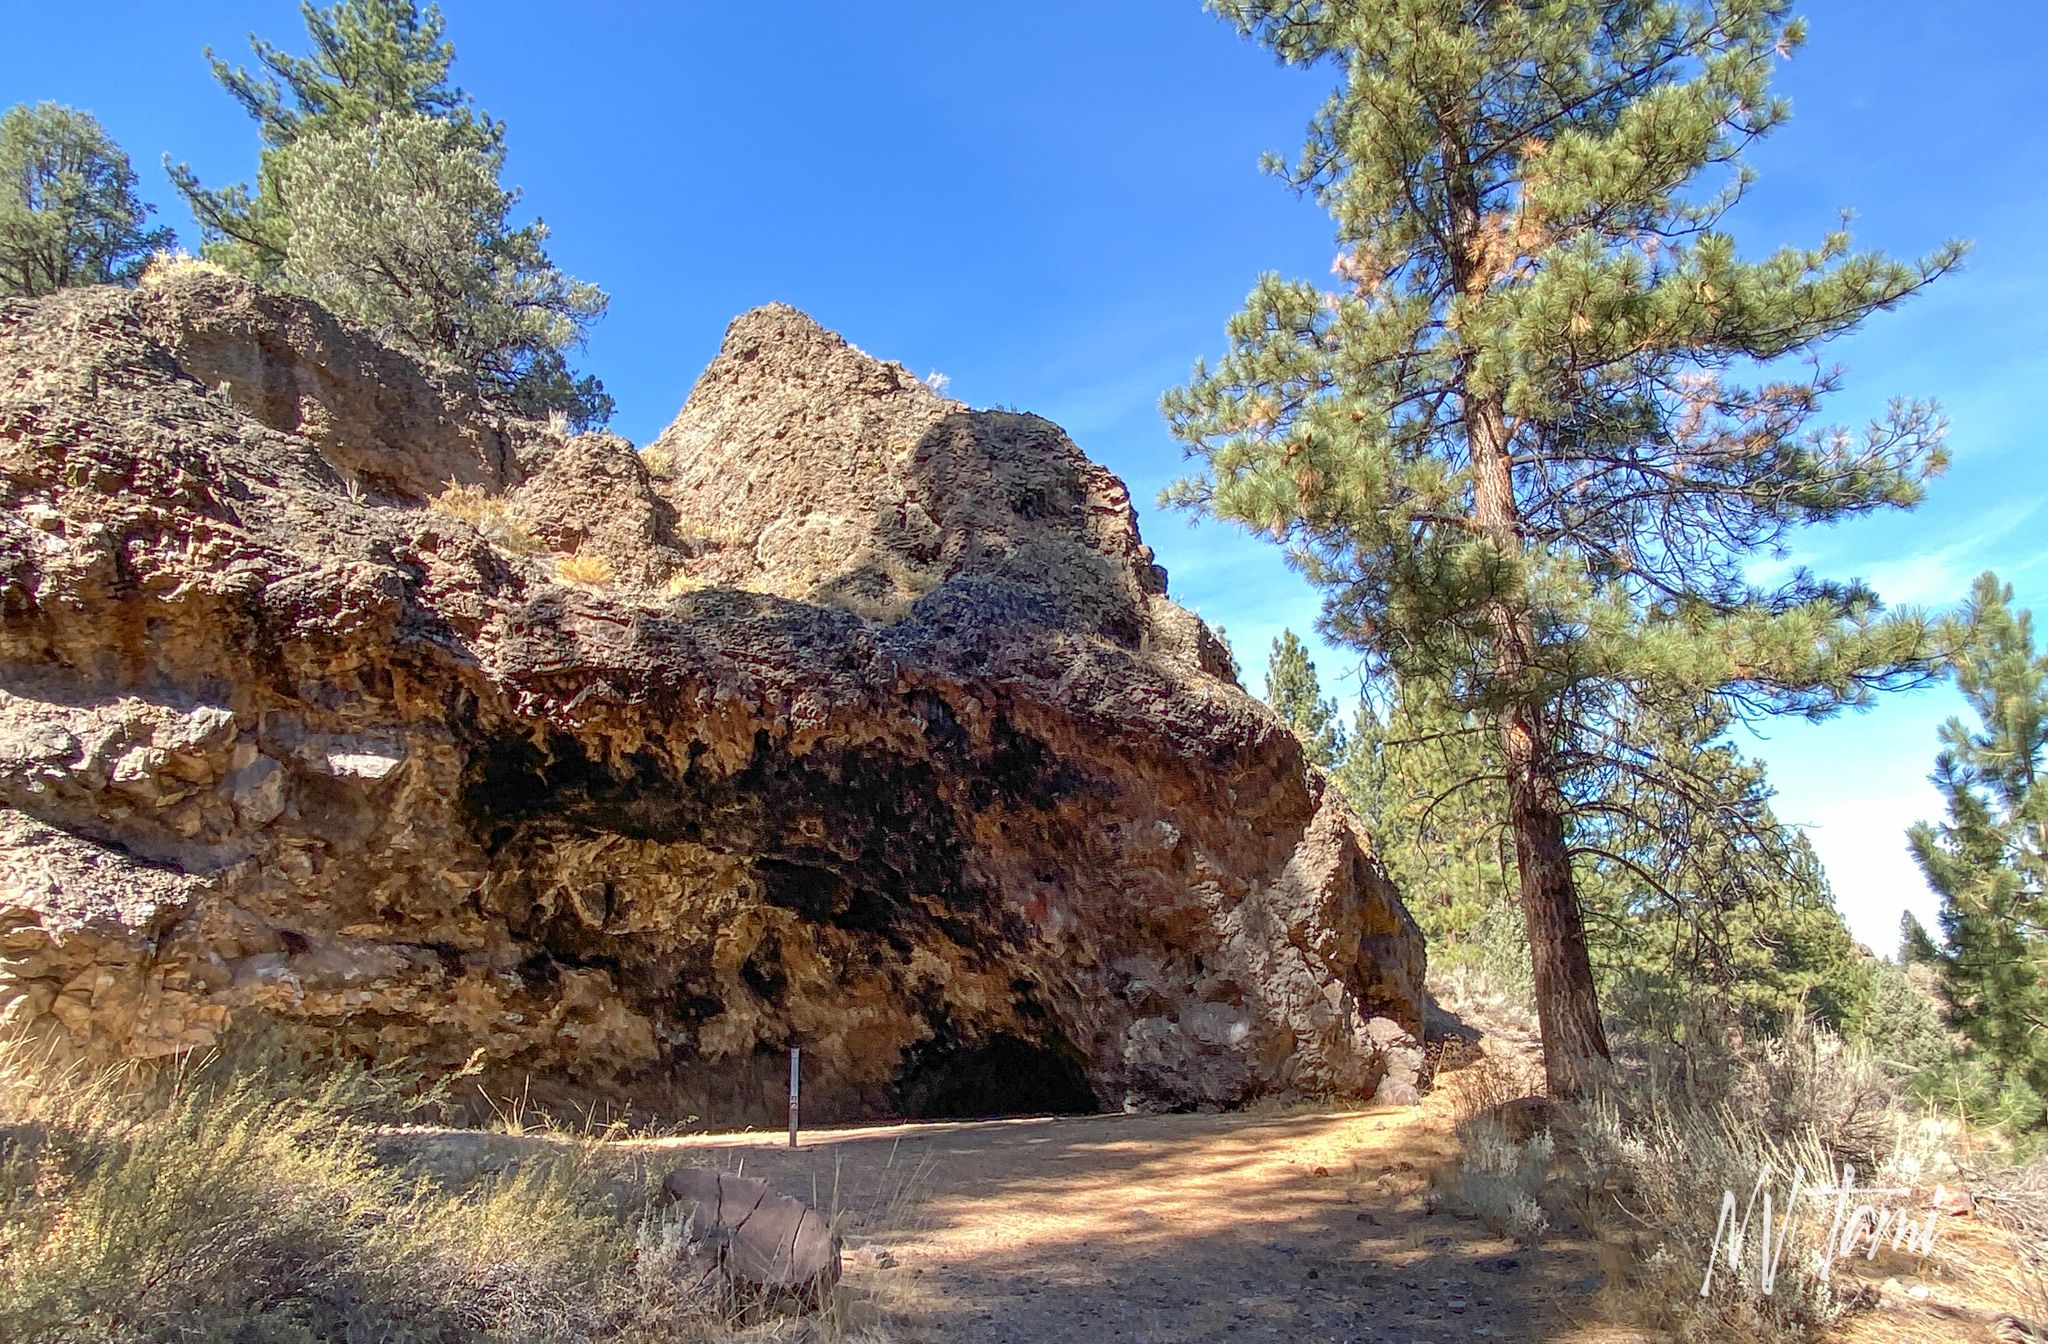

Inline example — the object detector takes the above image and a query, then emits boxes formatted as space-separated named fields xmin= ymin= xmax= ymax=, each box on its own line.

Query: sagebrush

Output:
xmin=1571 ymin=1017 xmax=1956 ymax=1343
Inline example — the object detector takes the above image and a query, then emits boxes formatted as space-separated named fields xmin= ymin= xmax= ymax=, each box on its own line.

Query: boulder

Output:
xmin=658 ymin=1167 xmax=841 ymax=1295
xmin=0 ymin=272 xmax=1425 ymax=1121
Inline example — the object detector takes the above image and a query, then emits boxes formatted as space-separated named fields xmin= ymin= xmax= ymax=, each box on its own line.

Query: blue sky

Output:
xmin=9 ymin=1 xmax=2045 ymax=954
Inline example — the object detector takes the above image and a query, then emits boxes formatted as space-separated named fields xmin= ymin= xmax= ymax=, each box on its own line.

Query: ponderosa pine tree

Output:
xmin=1857 ymin=956 xmax=1953 ymax=1086
xmin=270 ymin=114 xmax=611 ymax=427
xmin=1168 ymin=0 xmax=1958 ymax=1094
xmin=1264 ymin=630 xmax=1348 ymax=770
xmin=168 ymin=0 xmax=492 ymax=281
xmin=1574 ymin=702 xmax=1868 ymax=1033
xmin=0 ymin=103 xmax=173 ymax=296
xmin=1910 ymin=573 xmax=2048 ymax=1123
xmin=1261 ymin=640 xmax=1501 ymax=950
xmin=169 ymin=0 xmax=610 ymax=428
xmin=1709 ymin=833 xmax=1867 ymax=1032
xmin=1339 ymin=665 xmax=1867 ymax=1028
xmin=1899 ymin=911 xmax=1942 ymax=967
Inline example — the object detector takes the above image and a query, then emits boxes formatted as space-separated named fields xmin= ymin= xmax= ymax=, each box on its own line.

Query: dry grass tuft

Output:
xmin=137 ymin=249 xmax=233 ymax=288
xmin=1976 ymin=1154 xmax=2048 ymax=1325
xmin=1431 ymin=994 xmax=2048 ymax=1344
xmin=1457 ymin=1116 xmax=1555 ymax=1245
xmin=1561 ymin=1017 xmax=1959 ymax=1343
xmin=1439 ymin=1050 xmax=1556 ymax=1245
xmin=429 ymin=481 xmax=502 ymax=527
xmin=427 ymin=481 xmax=544 ymax=555
xmin=555 ymin=553 xmax=616 ymax=587
xmin=640 ymin=444 xmax=679 ymax=478
xmin=686 ymin=523 xmax=755 ymax=552
xmin=1981 ymin=1156 xmax=2048 ymax=1248
xmin=1437 ymin=1047 xmax=1543 ymax=1125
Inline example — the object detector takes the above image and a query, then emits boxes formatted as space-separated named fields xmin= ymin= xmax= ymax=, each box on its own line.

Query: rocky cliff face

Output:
xmin=0 ymin=272 xmax=1424 ymax=1123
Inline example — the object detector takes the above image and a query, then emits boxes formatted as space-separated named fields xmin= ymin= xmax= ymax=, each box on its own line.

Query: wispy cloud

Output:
xmin=1850 ymin=499 xmax=2045 ymax=606
xmin=1752 ymin=498 xmax=2046 ymax=610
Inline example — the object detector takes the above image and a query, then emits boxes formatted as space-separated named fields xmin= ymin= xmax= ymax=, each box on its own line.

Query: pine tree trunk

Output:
xmin=1443 ymin=138 xmax=1612 ymax=1097
xmin=1469 ymin=394 xmax=1612 ymax=1098
xmin=1499 ymin=699 xmax=1611 ymax=1097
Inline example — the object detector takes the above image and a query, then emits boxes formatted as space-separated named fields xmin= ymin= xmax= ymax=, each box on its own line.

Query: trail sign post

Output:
xmin=788 ymin=1046 xmax=800 ymax=1148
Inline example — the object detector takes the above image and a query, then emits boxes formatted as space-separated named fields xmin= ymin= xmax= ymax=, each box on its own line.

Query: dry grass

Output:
xmin=1429 ymin=982 xmax=2048 ymax=1344
xmin=554 ymin=553 xmax=615 ymax=587
xmin=427 ymin=481 xmax=544 ymax=555
xmin=137 ymin=249 xmax=233 ymax=287
xmin=686 ymin=523 xmax=756 ymax=551
xmin=0 ymin=1034 xmax=879 ymax=1343
xmin=1437 ymin=1046 xmax=1544 ymax=1125
xmin=1434 ymin=1047 xmax=1557 ymax=1246
xmin=1458 ymin=1118 xmax=1555 ymax=1244
xmin=1973 ymin=1155 xmax=2048 ymax=1325
xmin=1980 ymin=1155 xmax=2048 ymax=1248
xmin=641 ymin=444 xmax=680 ymax=478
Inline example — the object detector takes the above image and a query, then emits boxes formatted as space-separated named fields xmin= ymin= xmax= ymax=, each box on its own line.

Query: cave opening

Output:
xmin=893 ymin=1031 xmax=1099 ymax=1120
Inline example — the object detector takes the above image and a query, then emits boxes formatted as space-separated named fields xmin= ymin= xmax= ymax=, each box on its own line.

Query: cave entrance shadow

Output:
xmin=892 ymin=1032 xmax=1099 ymax=1121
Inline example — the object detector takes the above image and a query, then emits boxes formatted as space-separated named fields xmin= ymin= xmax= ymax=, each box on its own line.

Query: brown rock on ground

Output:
xmin=658 ymin=1167 xmax=842 ymax=1294
xmin=0 ymin=272 xmax=1424 ymax=1124
xmin=1490 ymin=1095 xmax=1560 ymax=1144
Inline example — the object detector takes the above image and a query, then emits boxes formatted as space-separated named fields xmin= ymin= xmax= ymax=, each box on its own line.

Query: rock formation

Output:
xmin=0 ymin=270 xmax=1424 ymax=1123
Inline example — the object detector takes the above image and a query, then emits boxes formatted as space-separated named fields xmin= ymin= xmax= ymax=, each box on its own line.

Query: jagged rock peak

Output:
xmin=702 ymin=301 xmax=948 ymax=393
xmin=647 ymin=303 xmax=1198 ymax=659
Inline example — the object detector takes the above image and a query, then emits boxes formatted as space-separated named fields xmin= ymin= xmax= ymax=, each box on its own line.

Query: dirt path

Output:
xmin=740 ymin=1104 xmax=1618 ymax=1343
xmin=394 ymin=1090 xmax=1645 ymax=1343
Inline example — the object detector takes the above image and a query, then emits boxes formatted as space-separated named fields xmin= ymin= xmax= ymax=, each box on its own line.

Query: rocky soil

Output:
xmin=0 ymin=272 xmax=1423 ymax=1125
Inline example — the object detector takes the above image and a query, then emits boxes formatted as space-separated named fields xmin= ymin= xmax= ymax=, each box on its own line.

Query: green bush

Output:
xmin=1856 ymin=959 xmax=1955 ymax=1084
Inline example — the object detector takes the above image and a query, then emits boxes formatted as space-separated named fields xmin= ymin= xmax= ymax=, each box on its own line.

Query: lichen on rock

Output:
xmin=0 ymin=271 xmax=1424 ymax=1123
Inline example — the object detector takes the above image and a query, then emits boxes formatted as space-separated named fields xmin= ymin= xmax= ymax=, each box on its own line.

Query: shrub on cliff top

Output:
xmin=168 ymin=0 xmax=611 ymax=429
